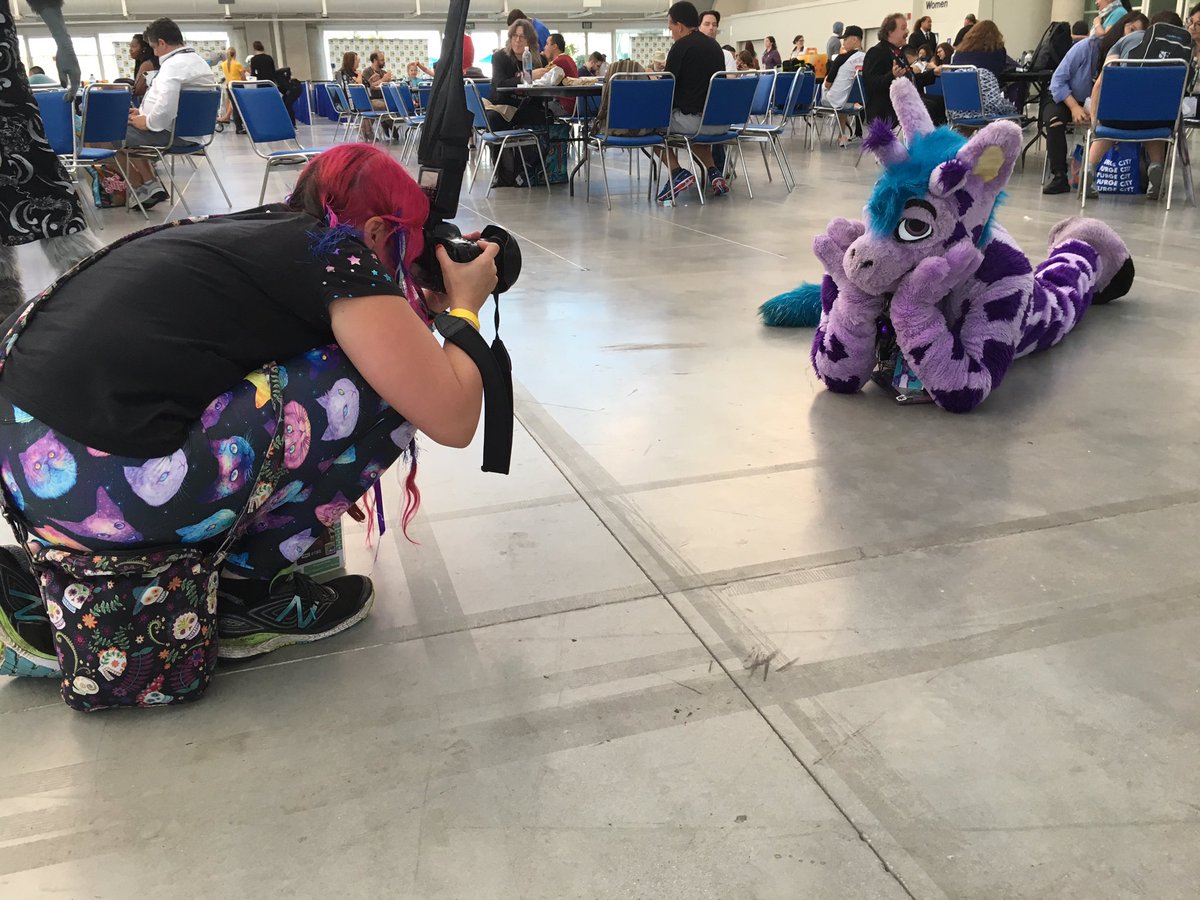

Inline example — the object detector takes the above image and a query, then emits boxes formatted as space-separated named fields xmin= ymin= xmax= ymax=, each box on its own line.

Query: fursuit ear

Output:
xmin=890 ymin=79 xmax=933 ymax=144
xmin=930 ymin=120 xmax=1022 ymax=197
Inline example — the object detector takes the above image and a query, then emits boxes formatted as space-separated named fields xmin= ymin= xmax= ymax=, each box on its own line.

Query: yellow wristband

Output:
xmin=447 ymin=308 xmax=480 ymax=331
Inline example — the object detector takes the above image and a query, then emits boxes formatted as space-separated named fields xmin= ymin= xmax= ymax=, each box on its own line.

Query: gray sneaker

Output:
xmin=1082 ymin=169 xmax=1099 ymax=199
xmin=1145 ymin=162 xmax=1164 ymax=200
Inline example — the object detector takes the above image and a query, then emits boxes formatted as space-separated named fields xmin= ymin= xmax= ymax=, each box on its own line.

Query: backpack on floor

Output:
xmin=1031 ymin=22 xmax=1072 ymax=73
xmin=528 ymin=123 xmax=570 ymax=186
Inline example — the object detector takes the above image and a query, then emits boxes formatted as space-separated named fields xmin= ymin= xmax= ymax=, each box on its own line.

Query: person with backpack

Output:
xmin=1086 ymin=11 xmax=1188 ymax=199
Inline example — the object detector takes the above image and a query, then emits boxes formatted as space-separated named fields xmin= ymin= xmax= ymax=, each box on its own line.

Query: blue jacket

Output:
xmin=1051 ymin=35 xmax=1099 ymax=103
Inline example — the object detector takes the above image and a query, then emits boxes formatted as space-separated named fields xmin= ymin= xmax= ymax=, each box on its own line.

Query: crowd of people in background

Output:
xmin=29 ymin=1 xmax=1200 ymax=208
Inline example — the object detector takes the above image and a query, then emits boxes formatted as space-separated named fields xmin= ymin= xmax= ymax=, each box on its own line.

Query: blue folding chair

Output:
xmin=321 ymin=82 xmax=359 ymax=142
xmin=231 ymin=81 xmax=327 ymax=204
xmin=33 ymin=87 xmax=106 ymax=230
xmin=1084 ymin=58 xmax=1189 ymax=209
xmin=346 ymin=83 xmax=387 ymax=142
xmin=127 ymin=86 xmax=231 ymax=218
xmin=587 ymin=73 xmax=675 ymax=209
xmin=417 ymin=82 xmax=433 ymax=113
xmin=665 ymin=72 xmax=759 ymax=203
xmin=737 ymin=72 xmax=797 ymax=191
xmin=390 ymin=83 xmax=426 ymax=162
xmin=768 ymin=70 xmax=797 ymax=123
xmin=777 ymin=70 xmax=819 ymax=147
xmin=67 ymin=83 xmax=153 ymax=218
xmin=941 ymin=66 xmax=1020 ymax=130
xmin=465 ymin=80 xmax=549 ymax=197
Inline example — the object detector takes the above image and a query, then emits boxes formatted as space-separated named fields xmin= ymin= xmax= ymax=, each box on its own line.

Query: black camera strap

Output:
xmin=434 ymin=295 xmax=513 ymax=474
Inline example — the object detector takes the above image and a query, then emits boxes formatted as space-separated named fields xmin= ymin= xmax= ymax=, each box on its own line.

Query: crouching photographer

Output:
xmin=0 ymin=143 xmax=501 ymax=710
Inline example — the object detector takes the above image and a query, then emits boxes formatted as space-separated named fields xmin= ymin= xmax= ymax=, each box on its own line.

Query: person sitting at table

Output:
xmin=1043 ymin=10 xmax=1145 ymax=194
xmin=533 ymin=32 xmax=578 ymax=113
xmin=582 ymin=51 xmax=607 ymax=77
xmin=488 ymin=19 xmax=546 ymax=130
xmin=1085 ymin=10 xmax=1176 ymax=199
xmin=508 ymin=8 xmax=550 ymax=52
xmin=657 ymin=1 xmax=728 ymax=201
xmin=950 ymin=19 xmax=1018 ymax=118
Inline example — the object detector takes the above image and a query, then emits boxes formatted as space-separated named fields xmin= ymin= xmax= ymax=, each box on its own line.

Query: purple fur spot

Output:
xmin=942 ymin=222 xmax=969 ymax=249
xmin=1043 ymin=265 xmax=1081 ymax=290
xmin=976 ymin=241 xmax=1032 ymax=285
xmin=908 ymin=343 xmax=930 ymax=365
xmin=821 ymin=276 xmax=838 ymax=314
xmin=820 ymin=333 xmax=850 ymax=363
xmin=971 ymin=224 xmax=984 ymax=244
xmin=981 ymin=339 xmax=1014 ymax=386
xmin=968 ymin=357 xmax=982 ymax=374
xmin=954 ymin=189 xmax=974 ymax=216
xmin=984 ymin=291 xmax=1024 ymax=322
xmin=948 ymin=298 xmax=972 ymax=360
xmin=937 ymin=159 xmax=969 ymax=192
xmin=1055 ymin=239 xmax=1099 ymax=268
xmin=824 ymin=375 xmax=862 ymax=394
xmin=931 ymin=387 xmax=984 ymax=413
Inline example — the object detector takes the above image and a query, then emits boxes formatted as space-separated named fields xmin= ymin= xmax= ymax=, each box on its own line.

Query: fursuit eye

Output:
xmin=896 ymin=218 xmax=933 ymax=242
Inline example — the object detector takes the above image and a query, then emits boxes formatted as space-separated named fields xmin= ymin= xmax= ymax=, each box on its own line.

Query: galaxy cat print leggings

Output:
xmin=0 ymin=344 xmax=412 ymax=577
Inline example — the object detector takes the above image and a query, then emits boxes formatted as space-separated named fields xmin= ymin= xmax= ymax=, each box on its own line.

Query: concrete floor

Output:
xmin=4 ymin=119 xmax=1199 ymax=899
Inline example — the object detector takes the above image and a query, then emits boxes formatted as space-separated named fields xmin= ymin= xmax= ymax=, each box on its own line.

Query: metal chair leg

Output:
xmin=258 ymin=162 xmax=273 ymax=205
xmin=739 ymin=139 xmax=754 ymax=199
xmin=534 ymin=140 xmax=551 ymax=193
xmin=1166 ymin=138 xmax=1178 ymax=211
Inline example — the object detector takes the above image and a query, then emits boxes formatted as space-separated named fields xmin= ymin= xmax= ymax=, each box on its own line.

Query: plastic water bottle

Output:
xmin=522 ymin=47 xmax=533 ymax=84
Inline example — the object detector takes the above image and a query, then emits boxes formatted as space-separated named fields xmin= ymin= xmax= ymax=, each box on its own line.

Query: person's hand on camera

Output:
xmin=437 ymin=240 xmax=499 ymax=316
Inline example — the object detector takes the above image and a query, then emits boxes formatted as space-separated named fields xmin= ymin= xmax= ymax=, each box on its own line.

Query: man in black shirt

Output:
xmin=862 ymin=12 xmax=912 ymax=127
xmin=658 ymin=1 xmax=728 ymax=201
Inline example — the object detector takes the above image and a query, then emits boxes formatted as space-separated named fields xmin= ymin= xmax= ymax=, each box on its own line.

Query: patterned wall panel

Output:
xmin=110 ymin=41 xmax=227 ymax=80
xmin=630 ymin=34 xmax=672 ymax=68
xmin=325 ymin=37 xmax=434 ymax=76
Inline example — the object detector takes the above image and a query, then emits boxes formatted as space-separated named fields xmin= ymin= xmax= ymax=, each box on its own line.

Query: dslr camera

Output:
xmin=414 ymin=220 xmax=522 ymax=296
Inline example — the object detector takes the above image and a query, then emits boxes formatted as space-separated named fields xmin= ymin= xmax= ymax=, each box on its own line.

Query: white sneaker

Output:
xmin=1145 ymin=163 xmax=1164 ymax=200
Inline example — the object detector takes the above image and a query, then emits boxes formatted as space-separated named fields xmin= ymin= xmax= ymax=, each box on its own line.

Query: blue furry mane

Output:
xmin=866 ymin=127 xmax=966 ymax=239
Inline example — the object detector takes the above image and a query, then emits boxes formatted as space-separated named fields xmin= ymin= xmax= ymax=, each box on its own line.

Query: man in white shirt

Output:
xmin=700 ymin=10 xmax=738 ymax=72
xmin=120 ymin=18 xmax=215 ymax=207
xmin=822 ymin=25 xmax=865 ymax=145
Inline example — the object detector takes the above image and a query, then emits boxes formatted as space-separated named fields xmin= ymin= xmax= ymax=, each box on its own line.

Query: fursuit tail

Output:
xmin=758 ymin=281 xmax=822 ymax=328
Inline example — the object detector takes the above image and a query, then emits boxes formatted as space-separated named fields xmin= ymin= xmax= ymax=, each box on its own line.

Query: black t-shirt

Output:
xmin=249 ymin=53 xmax=277 ymax=81
xmin=0 ymin=208 xmax=405 ymax=457
xmin=666 ymin=29 xmax=725 ymax=115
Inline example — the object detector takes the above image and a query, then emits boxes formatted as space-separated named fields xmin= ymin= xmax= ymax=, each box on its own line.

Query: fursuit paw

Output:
xmin=812 ymin=218 xmax=866 ymax=284
xmin=895 ymin=243 xmax=982 ymax=307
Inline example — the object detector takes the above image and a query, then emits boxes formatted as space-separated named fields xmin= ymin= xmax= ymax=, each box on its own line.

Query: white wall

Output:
xmin=724 ymin=0 xmax=1054 ymax=61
